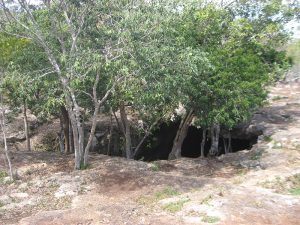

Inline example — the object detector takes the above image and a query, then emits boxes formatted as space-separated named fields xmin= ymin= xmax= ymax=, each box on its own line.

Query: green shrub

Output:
xmin=202 ymin=215 xmax=220 ymax=223
xmin=162 ymin=198 xmax=190 ymax=213
xmin=155 ymin=187 xmax=180 ymax=200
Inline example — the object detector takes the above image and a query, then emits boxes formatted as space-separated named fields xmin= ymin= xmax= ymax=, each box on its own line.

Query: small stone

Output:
xmin=0 ymin=195 xmax=12 ymax=205
xmin=54 ymin=183 xmax=78 ymax=198
xmin=240 ymin=160 xmax=260 ymax=168
xmin=274 ymin=142 xmax=282 ymax=148
xmin=10 ymin=192 xmax=29 ymax=199
xmin=84 ymin=185 xmax=94 ymax=191
xmin=231 ymin=161 xmax=241 ymax=167
xmin=19 ymin=183 xmax=28 ymax=190
xmin=3 ymin=177 xmax=13 ymax=184
xmin=33 ymin=180 xmax=44 ymax=188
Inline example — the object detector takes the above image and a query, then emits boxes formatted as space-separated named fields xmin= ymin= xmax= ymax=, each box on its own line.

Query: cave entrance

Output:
xmin=136 ymin=122 xmax=259 ymax=161
xmin=181 ymin=126 xmax=258 ymax=158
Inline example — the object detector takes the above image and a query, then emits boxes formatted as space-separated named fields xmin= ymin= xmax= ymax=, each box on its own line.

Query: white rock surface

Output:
xmin=10 ymin=192 xmax=29 ymax=199
xmin=0 ymin=195 xmax=12 ymax=205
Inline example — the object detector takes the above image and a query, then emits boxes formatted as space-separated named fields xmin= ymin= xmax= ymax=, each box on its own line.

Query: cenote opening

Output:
xmin=135 ymin=122 xmax=259 ymax=161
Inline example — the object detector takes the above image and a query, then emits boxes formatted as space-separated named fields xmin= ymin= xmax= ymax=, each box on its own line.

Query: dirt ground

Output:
xmin=0 ymin=76 xmax=300 ymax=224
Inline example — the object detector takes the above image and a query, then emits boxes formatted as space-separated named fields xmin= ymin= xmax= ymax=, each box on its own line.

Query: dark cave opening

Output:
xmin=136 ymin=122 xmax=258 ymax=161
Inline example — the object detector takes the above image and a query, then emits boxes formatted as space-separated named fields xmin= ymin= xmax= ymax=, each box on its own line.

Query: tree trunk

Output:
xmin=59 ymin=116 xmax=65 ymax=153
xmin=67 ymin=106 xmax=83 ymax=170
xmin=120 ymin=101 xmax=132 ymax=159
xmin=2 ymin=152 xmax=7 ymax=168
xmin=83 ymin=101 xmax=100 ymax=167
xmin=107 ymin=110 xmax=113 ymax=156
xmin=209 ymin=124 xmax=220 ymax=156
xmin=61 ymin=106 xmax=70 ymax=153
xmin=77 ymin=112 xmax=85 ymax=167
xmin=223 ymin=137 xmax=228 ymax=154
xmin=200 ymin=128 xmax=207 ymax=158
xmin=223 ymin=130 xmax=232 ymax=154
xmin=23 ymin=100 xmax=31 ymax=151
xmin=228 ymin=131 xmax=232 ymax=153
xmin=133 ymin=120 xmax=159 ymax=158
xmin=83 ymin=72 xmax=120 ymax=167
xmin=0 ymin=108 xmax=13 ymax=181
xmin=69 ymin=120 xmax=74 ymax=153
xmin=113 ymin=110 xmax=124 ymax=136
xmin=168 ymin=110 xmax=193 ymax=160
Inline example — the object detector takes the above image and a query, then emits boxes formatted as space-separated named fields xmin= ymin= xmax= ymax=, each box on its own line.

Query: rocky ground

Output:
xmin=0 ymin=74 xmax=300 ymax=224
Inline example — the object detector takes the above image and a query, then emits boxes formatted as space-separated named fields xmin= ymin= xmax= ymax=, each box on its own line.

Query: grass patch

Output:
xmin=202 ymin=215 xmax=220 ymax=223
xmin=272 ymin=96 xmax=285 ymax=101
xmin=293 ymin=144 xmax=300 ymax=151
xmin=236 ymin=168 xmax=248 ymax=176
xmin=80 ymin=162 xmax=91 ymax=170
xmin=233 ymin=177 xmax=244 ymax=185
xmin=136 ymin=187 xmax=180 ymax=206
xmin=162 ymin=198 xmax=190 ymax=213
xmin=155 ymin=187 xmax=180 ymax=200
xmin=260 ymin=176 xmax=285 ymax=192
xmin=36 ymin=196 xmax=72 ymax=210
xmin=200 ymin=194 xmax=213 ymax=205
xmin=0 ymin=170 xmax=10 ymax=184
xmin=0 ymin=170 xmax=7 ymax=178
xmin=260 ymin=174 xmax=300 ymax=196
xmin=287 ymin=174 xmax=300 ymax=196
xmin=263 ymin=136 xmax=272 ymax=142
xmin=272 ymin=141 xmax=283 ymax=149
xmin=289 ymin=188 xmax=300 ymax=196
xmin=250 ymin=150 xmax=263 ymax=160
xmin=150 ymin=162 xmax=160 ymax=172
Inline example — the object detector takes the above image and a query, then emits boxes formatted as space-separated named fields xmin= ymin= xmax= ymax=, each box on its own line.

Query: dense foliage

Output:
xmin=0 ymin=0 xmax=298 ymax=167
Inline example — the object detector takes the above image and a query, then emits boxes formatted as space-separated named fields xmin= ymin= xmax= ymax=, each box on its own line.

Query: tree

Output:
xmin=0 ymin=32 xmax=33 ymax=152
xmin=94 ymin=0 xmax=210 ymax=159
xmin=0 ymin=99 xmax=13 ymax=181
xmin=0 ymin=33 xmax=28 ymax=179
xmin=0 ymin=0 xmax=118 ymax=168
xmin=168 ymin=0 xmax=297 ymax=159
xmin=1 ymin=0 xmax=296 ymax=166
xmin=1 ymin=0 xmax=208 ymax=166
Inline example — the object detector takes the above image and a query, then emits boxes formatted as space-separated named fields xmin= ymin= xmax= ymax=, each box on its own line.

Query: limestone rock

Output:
xmin=0 ymin=195 xmax=12 ymax=205
xmin=10 ymin=192 xmax=29 ymax=199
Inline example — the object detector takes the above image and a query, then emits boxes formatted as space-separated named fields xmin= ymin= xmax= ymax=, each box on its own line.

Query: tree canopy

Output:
xmin=0 ymin=0 xmax=298 ymax=167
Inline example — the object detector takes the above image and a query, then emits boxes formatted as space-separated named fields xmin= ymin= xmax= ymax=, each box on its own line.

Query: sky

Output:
xmin=11 ymin=0 xmax=300 ymax=39
xmin=287 ymin=21 xmax=300 ymax=39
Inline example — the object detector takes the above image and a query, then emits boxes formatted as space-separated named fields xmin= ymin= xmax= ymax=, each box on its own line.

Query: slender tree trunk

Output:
xmin=113 ymin=110 xmax=124 ymax=135
xmin=133 ymin=120 xmax=159 ymax=158
xmin=120 ymin=101 xmax=132 ymax=159
xmin=23 ymin=100 xmax=31 ymax=151
xmin=69 ymin=120 xmax=74 ymax=153
xmin=83 ymin=101 xmax=100 ymax=167
xmin=228 ymin=131 xmax=232 ymax=153
xmin=107 ymin=109 xmax=113 ymax=156
xmin=58 ymin=133 xmax=65 ymax=153
xmin=2 ymin=152 xmax=7 ymax=168
xmin=67 ymin=107 xmax=82 ymax=169
xmin=209 ymin=124 xmax=220 ymax=156
xmin=223 ymin=137 xmax=228 ymax=154
xmin=61 ymin=106 xmax=70 ymax=153
xmin=200 ymin=128 xmax=207 ymax=158
xmin=224 ymin=130 xmax=232 ymax=154
xmin=83 ymin=73 xmax=120 ymax=167
xmin=77 ymin=111 xmax=85 ymax=167
xmin=64 ymin=86 xmax=87 ymax=169
xmin=0 ymin=107 xmax=13 ymax=181
xmin=168 ymin=110 xmax=193 ymax=160
xmin=59 ymin=117 xmax=65 ymax=153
